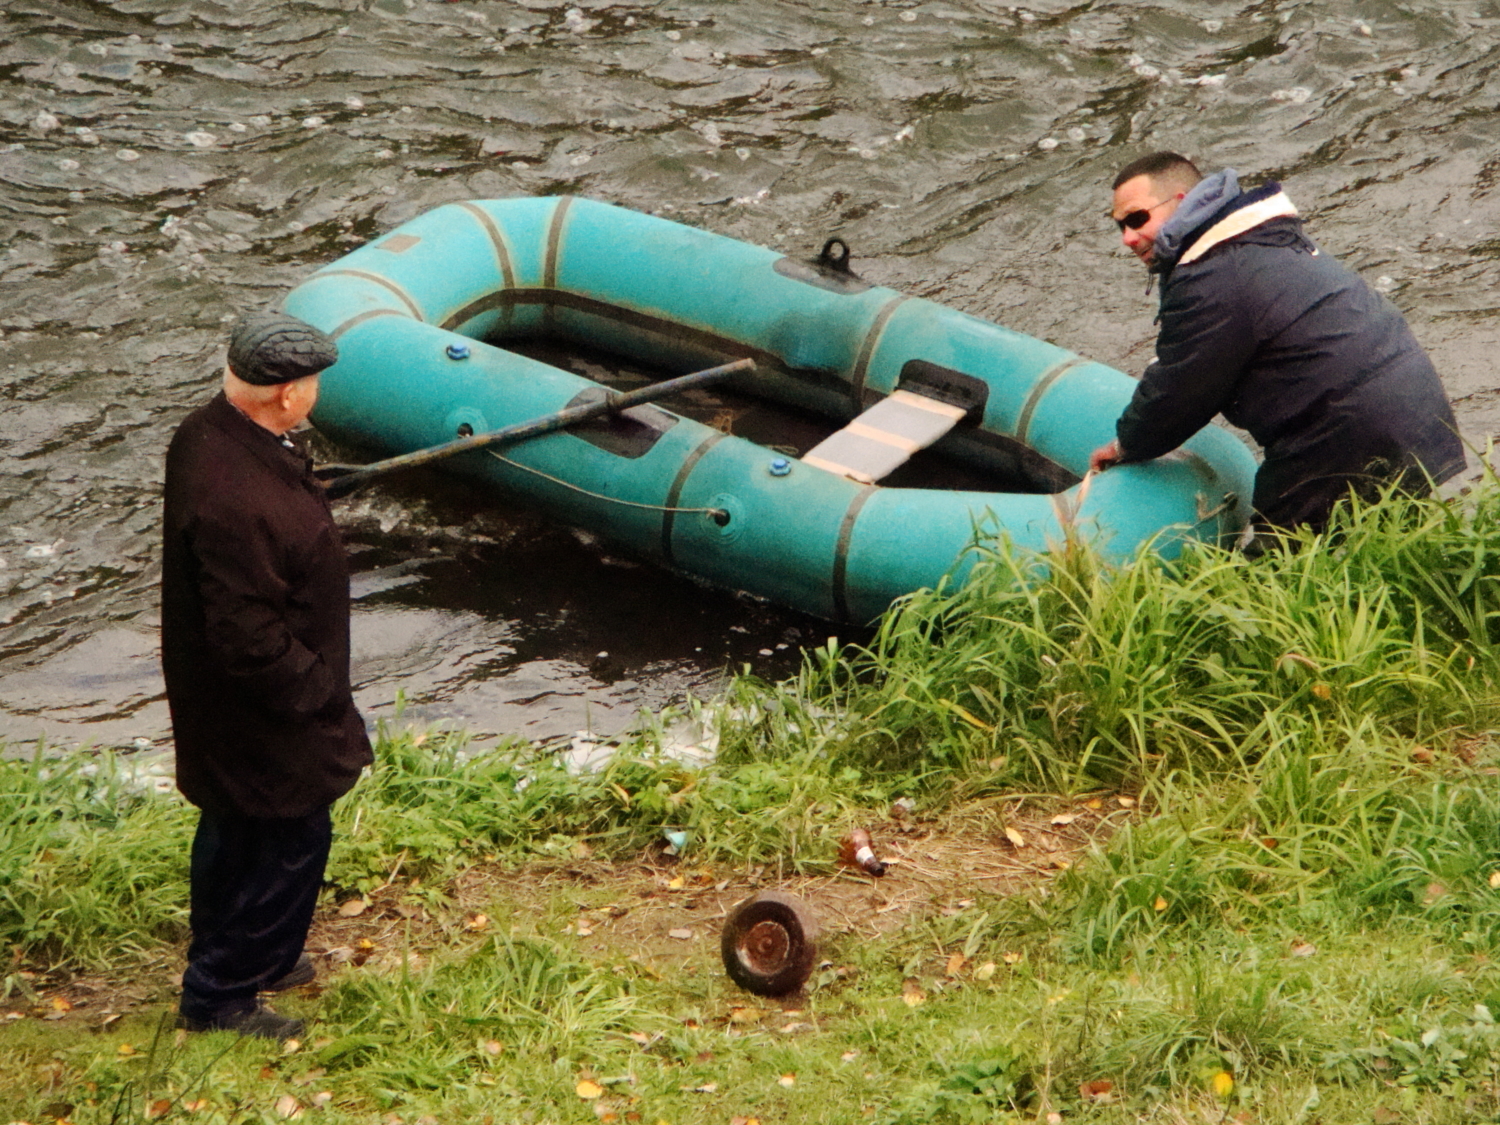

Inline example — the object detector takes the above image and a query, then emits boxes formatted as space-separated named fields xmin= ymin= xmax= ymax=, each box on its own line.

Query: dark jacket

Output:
xmin=161 ymin=392 xmax=371 ymax=818
xmin=1116 ymin=181 xmax=1465 ymax=529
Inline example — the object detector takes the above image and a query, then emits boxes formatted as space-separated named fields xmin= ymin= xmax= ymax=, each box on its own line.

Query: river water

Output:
xmin=3 ymin=0 xmax=1498 ymax=753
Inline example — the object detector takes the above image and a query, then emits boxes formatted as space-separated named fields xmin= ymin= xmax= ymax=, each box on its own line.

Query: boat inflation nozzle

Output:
xmin=446 ymin=342 xmax=471 ymax=360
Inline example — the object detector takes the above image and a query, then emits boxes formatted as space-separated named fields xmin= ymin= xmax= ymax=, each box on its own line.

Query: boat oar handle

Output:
xmin=316 ymin=357 xmax=755 ymax=500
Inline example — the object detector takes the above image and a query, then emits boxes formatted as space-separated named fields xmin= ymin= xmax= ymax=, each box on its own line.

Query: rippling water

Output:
xmin=3 ymin=0 xmax=1498 ymax=752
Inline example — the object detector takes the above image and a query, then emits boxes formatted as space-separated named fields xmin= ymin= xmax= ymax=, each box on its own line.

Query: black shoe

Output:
xmin=265 ymin=954 xmax=316 ymax=992
xmin=177 ymin=1004 xmax=305 ymax=1041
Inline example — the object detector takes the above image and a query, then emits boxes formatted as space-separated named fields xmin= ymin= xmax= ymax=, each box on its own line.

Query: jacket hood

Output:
xmin=1152 ymin=168 xmax=1240 ymax=267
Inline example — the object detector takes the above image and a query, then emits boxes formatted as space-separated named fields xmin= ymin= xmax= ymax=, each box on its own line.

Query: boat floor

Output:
xmin=503 ymin=339 xmax=1053 ymax=496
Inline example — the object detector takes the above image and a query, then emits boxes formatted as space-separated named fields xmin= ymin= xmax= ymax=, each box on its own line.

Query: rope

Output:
xmin=487 ymin=450 xmax=729 ymax=520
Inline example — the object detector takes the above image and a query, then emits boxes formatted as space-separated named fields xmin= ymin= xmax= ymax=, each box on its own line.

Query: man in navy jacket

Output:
xmin=162 ymin=312 xmax=371 ymax=1039
xmin=1090 ymin=151 xmax=1463 ymax=536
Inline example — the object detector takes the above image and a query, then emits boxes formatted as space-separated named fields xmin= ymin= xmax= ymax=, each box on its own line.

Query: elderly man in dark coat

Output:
xmin=161 ymin=312 xmax=372 ymax=1039
xmin=1091 ymin=151 xmax=1464 ymax=538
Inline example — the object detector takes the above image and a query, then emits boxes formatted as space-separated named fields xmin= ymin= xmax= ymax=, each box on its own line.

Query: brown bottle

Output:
xmin=840 ymin=828 xmax=887 ymax=877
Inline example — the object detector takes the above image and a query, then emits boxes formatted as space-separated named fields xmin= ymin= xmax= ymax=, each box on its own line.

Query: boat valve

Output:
xmin=768 ymin=457 xmax=792 ymax=477
xmin=711 ymin=508 xmax=732 ymax=527
xmin=445 ymin=342 xmax=471 ymax=360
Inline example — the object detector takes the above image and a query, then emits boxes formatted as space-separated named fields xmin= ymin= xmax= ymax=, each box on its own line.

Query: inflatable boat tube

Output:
xmin=283 ymin=196 xmax=1256 ymax=623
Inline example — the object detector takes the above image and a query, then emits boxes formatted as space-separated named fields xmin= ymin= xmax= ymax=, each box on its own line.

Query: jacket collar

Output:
xmin=203 ymin=392 xmax=313 ymax=482
xmin=1150 ymin=172 xmax=1295 ymax=272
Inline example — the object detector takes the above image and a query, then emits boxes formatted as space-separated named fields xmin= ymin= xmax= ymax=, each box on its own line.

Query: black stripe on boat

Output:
xmin=832 ymin=485 xmax=878 ymax=622
xmin=661 ymin=431 xmax=727 ymax=565
xmin=329 ymin=307 xmax=411 ymax=340
xmin=1014 ymin=356 xmax=1085 ymax=446
xmin=850 ymin=294 xmax=910 ymax=411
xmin=312 ymin=269 xmax=426 ymax=322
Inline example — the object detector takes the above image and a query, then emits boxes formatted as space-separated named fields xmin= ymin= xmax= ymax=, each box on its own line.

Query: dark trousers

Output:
xmin=179 ymin=806 xmax=332 ymax=1023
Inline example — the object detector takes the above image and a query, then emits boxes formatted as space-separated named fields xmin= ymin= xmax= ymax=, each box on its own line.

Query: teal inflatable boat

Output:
xmin=283 ymin=196 xmax=1256 ymax=623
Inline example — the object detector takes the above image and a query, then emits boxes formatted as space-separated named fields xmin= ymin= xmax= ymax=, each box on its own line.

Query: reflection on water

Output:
xmin=4 ymin=0 xmax=1500 ymax=751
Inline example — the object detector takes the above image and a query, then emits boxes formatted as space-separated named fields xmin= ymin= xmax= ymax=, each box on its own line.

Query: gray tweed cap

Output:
xmin=227 ymin=312 xmax=338 ymax=386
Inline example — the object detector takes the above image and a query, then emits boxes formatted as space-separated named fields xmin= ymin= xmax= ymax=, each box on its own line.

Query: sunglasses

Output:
xmin=1114 ymin=197 xmax=1174 ymax=232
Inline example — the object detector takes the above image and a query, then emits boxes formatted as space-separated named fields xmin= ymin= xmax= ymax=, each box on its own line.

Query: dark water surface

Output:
xmin=4 ymin=0 xmax=1499 ymax=752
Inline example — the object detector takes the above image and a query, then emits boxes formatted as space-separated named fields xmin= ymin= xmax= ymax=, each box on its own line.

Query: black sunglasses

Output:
xmin=1114 ymin=197 xmax=1173 ymax=232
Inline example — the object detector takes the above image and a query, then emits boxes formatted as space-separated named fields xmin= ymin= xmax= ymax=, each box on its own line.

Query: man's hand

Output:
xmin=1090 ymin=440 xmax=1123 ymax=473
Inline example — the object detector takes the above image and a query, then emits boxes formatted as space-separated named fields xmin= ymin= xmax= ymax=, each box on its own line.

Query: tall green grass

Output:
xmin=10 ymin=484 xmax=1500 ymax=1122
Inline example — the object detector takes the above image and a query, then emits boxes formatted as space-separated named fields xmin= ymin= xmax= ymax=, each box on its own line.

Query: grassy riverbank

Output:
xmin=8 ymin=486 xmax=1500 ymax=1124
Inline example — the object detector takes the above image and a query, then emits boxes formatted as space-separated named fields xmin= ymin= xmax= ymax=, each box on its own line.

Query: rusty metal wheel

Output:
xmin=720 ymin=891 xmax=819 ymax=997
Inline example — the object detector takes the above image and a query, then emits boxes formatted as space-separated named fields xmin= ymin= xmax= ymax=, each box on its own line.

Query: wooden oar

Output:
xmin=315 ymin=357 xmax=754 ymax=499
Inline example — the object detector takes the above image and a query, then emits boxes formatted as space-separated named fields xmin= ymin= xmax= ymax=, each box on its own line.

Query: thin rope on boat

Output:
xmin=487 ymin=450 xmax=729 ymax=519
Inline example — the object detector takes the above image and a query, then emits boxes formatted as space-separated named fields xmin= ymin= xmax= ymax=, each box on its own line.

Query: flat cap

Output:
xmin=227 ymin=311 xmax=338 ymax=386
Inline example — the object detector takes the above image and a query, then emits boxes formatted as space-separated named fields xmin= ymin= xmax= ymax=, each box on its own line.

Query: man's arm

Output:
xmin=1113 ymin=263 xmax=1257 ymax=463
xmin=192 ymin=511 xmax=342 ymax=721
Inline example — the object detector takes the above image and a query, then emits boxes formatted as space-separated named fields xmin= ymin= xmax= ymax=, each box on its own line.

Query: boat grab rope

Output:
xmin=488 ymin=449 xmax=730 ymax=521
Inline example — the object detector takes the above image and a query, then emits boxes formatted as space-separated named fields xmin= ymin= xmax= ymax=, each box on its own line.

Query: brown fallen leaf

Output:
xmin=1423 ymin=882 xmax=1448 ymax=906
xmin=1490 ymin=871 xmax=1500 ymax=890
xmin=778 ymin=1073 xmax=796 ymax=1087
xmin=1153 ymin=896 xmax=1169 ymax=913
xmin=730 ymin=1117 xmax=762 ymax=1125
xmin=274 ymin=1094 xmax=303 ymax=1120
xmin=1085 ymin=797 xmax=1104 ymax=810
xmin=1289 ymin=940 xmax=1317 ymax=958
xmin=147 ymin=1099 xmax=172 ymax=1119
xmin=901 ymin=979 xmax=926 ymax=1007
xmin=975 ymin=961 xmax=998 ymax=980
xmin=1311 ymin=682 xmax=1332 ymax=700
xmin=337 ymin=898 xmax=367 ymax=918
xmin=1411 ymin=746 xmax=1435 ymax=764
xmin=1003 ymin=826 xmax=1026 ymax=848
xmin=576 ymin=1079 xmax=605 ymax=1100
xmin=466 ymin=914 xmax=489 ymax=932
xmin=1079 ymin=1078 xmax=1115 ymax=1102
xmin=1001 ymin=951 xmax=1022 ymax=965
xmin=49 ymin=997 xmax=72 ymax=1012
xmin=117 ymin=1043 xmax=137 ymax=1056
xmin=1117 ymin=795 xmax=1137 ymax=809
xmin=1051 ymin=813 xmax=1077 ymax=826
xmin=728 ymin=1007 xmax=763 ymax=1025
xmin=484 ymin=1039 xmax=504 ymax=1056
xmin=945 ymin=953 xmax=966 ymax=977
xmin=668 ymin=927 xmax=694 ymax=940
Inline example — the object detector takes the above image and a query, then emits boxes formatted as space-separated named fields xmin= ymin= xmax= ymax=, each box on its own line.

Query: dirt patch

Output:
xmin=9 ymin=797 xmax=1128 ymax=1026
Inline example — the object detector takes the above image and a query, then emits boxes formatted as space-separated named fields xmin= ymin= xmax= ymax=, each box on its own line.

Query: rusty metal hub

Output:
xmin=720 ymin=891 xmax=819 ymax=997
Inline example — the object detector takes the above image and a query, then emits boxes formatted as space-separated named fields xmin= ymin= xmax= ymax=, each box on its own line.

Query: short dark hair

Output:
xmin=1112 ymin=151 xmax=1202 ymax=191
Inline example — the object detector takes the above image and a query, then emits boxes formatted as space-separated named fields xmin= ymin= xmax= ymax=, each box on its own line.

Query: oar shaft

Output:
xmin=319 ymin=357 xmax=753 ymax=499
